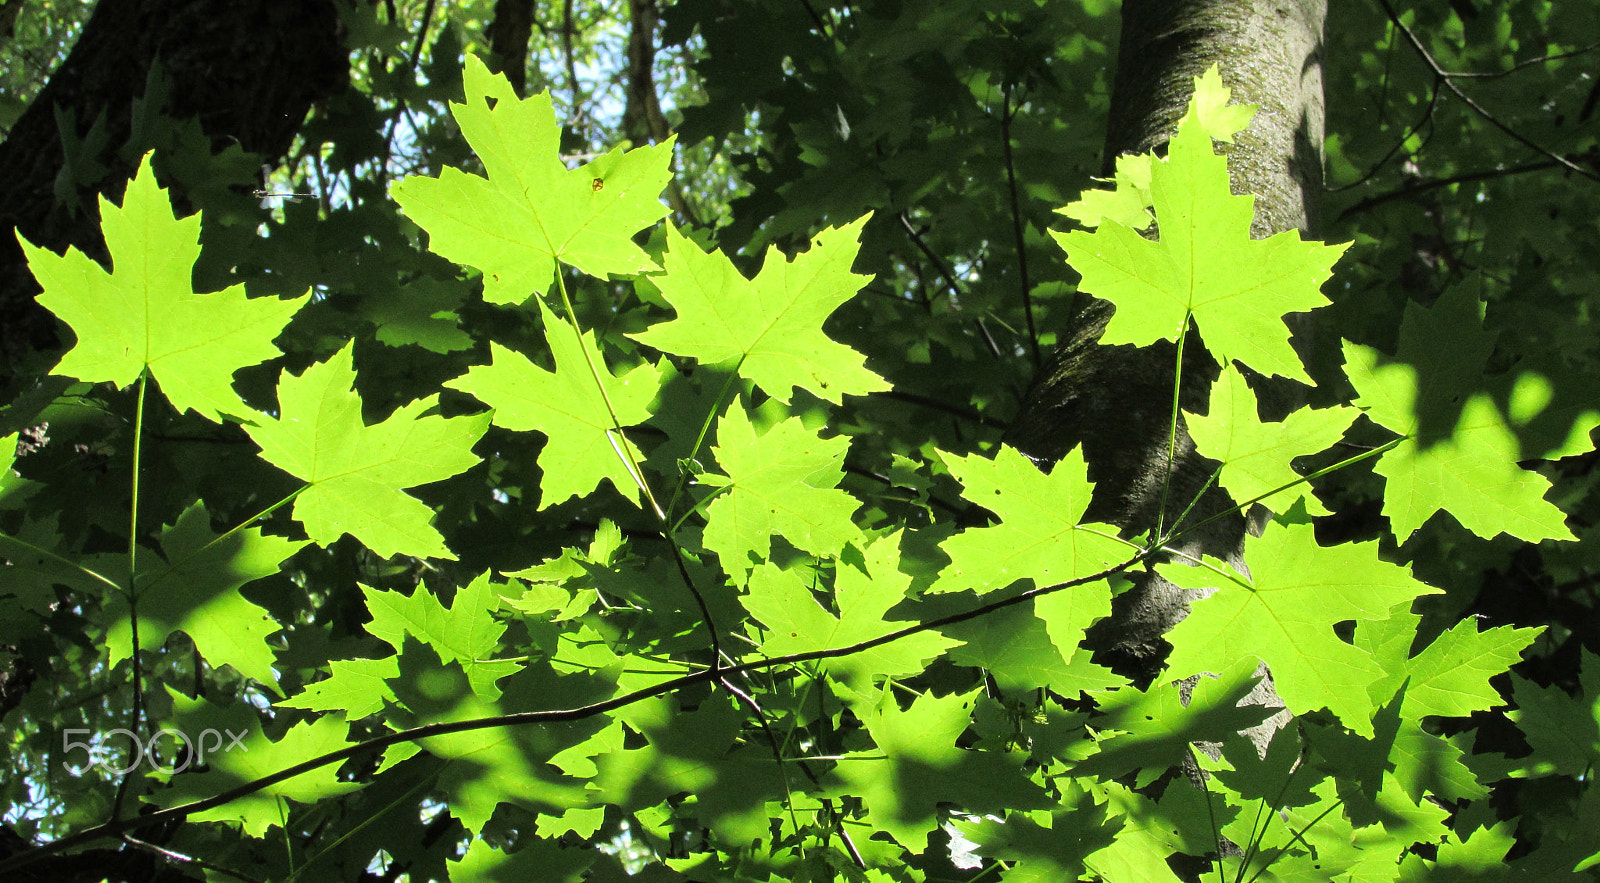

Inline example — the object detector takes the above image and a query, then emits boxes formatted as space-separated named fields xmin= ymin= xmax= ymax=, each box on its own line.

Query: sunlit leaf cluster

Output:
xmin=1 ymin=5 xmax=1598 ymax=878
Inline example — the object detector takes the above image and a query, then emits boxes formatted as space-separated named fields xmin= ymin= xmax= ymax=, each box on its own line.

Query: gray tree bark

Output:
xmin=1006 ymin=0 xmax=1328 ymax=692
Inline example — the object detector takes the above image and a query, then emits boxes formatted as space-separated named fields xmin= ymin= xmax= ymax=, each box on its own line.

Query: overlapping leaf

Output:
xmin=934 ymin=445 xmax=1127 ymax=595
xmin=1162 ymin=522 xmax=1440 ymax=736
xmin=1345 ymin=286 xmax=1599 ymax=541
xmin=1186 ymin=363 xmax=1357 ymax=515
xmin=383 ymin=649 xmax=597 ymax=835
xmin=941 ymin=601 xmax=1121 ymax=696
xmin=1360 ymin=607 xmax=1539 ymax=721
xmin=631 ymin=220 xmax=888 ymax=403
xmin=391 ymin=55 xmax=673 ymax=304
xmin=20 ymin=153 xmax=307 ymax=421
xmin=700 ymin=409 xmax=859 ymax=572
xmin=276 ymin=656 xmax=397 ymax=719
xmin=360 ymin=572 xmax=519 ymax=700
xmin=1052 ymin=72 xmax=1348 ymax=382
xmin=103 ymin=503 xmax=305 ymax=687
xmin=149 ymin=689 xmax=361 ymax=837
xmin=246 ymin=344 xmax=489 ymax=559
xmin=828 ymin=689 xmax=1049 ymax=849
xmin=13 ymin=49 xmax=1596 ymax=881
xmin=1508 ymin=649 xmax=1600 ymax=777
xmin=742 ymin=534 xmax=956 ymax=691
xmin=446 ymin=300 xmax=663 ymax=509
xmin=1060 ymin=68 xmax=1251 ymax=233
xmin=950 ymin=791 xmax=1113 ymax=883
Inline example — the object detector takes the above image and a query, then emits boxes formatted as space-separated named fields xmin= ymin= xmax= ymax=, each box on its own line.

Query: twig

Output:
xmin=377 ymin=0 xmax=438 ymax=182
xmin=1434 ymin=40 xmax=1600 ymax=79
xmin=999 ymin=85 xmax=1040 ymax=368
xmin=0 ymin=546 xmax=1153 ymax=874
xmin=122 ymin=835 xmax=266 ymax=883
xmin=1336 ymin=158 xmax=1558 ymax=221
xmin=897 ymin=213 xmax=1005 ymax=360
xmin=561 ymin=0 xmax=586 ymax=136
xmin=794 ymin=0 xmax=831 ymax=38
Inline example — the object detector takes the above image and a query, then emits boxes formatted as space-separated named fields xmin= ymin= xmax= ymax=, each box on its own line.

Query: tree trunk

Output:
xmin=0 ymin=11 xmax=347 ymax=873
xmin=485 ymin=0 xmax=535 ymax=97
xmin=0 ymin=0 xmax=348 ymax=390
xmin=1006 ymin=0 xmax=1327 ymax=690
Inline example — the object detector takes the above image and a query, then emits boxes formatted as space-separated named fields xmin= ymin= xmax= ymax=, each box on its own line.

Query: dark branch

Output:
xmin=1335 ymin=158 xmax=1560 ymax=222
xmin=0 ymin=544 xmax=1152 ymax=874
xmin=999 ymin=85 xmax=1040 ymax=368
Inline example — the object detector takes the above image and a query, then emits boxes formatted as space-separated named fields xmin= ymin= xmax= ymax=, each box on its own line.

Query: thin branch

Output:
xmin=377 ymin=0 xmax=438 ymax=180
xmin=879 ymin=388 xmax=1009 ymax=431
xmin=1433 ymin=39 xmax=1600 ymax=79
xmin=561 ymin=0 xmax=586 ymax=137
xmin=1336 ymin=158 xmax=1559 ymax=222
xmin=716 ymin=667 xmax=845 ymax=864
xmin=897 ymin=212 xmax=1005 ymax=360
xmin=999 ymin=85 xmax=1040 ymax=368
xmin=897 ymin=212 xmax=968 ymax=305
xmin=841 ymin=463 xmax=967 ymax=519
xmin=0 ymin=545 xmax=1153 ymax=874
xmin=122 ymin=835 xmax=266 ymax=883
xmin=1327 ymin=86 xmax=1441 ymax=193
xmin=794 ymin=0 xmax=831 ymax=38
xmin=550 ymin=271 xmax=722 ymax=674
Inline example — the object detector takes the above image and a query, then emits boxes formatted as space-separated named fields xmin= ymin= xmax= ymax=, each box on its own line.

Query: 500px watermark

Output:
xmin=62 ymin=728 xmax=248 ymax=775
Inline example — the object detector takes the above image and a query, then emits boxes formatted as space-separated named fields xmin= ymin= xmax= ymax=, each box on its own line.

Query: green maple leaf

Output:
xmin=1386 ymin=724 xmax=1488 ymax=805
xmin=1188 ymin=65 xmax=1256 ymax=143
xmin=1360 ymin=607 xmax=1539 ymax=721
xmin=391 ymin=55 xmax=673 ymax=305
xmin=1162 ymin=522 xmax=1440 ymax=737
xmin=933 ymin=445 xmax=1128 ymax=595
xmin=245 ymin=343 xmax=489 ymax=560
xmin=20 ymin=153 xmax=307 ymax=421
xmin=929 ymin=443 xmax=1128 ymax=696
xmin=103 ymin=503 xmax=306 ymax=687
xmin=277 ymin=656 xmax=397 ymax=719
xmin=829 ymin=689 xmax=1049 ymax=850
xmin=700 ymin=410 xmax=860 ymax=572
xmin=1217 ymin=778 xmax=1375 ymax=882
xmin=1508 ymin=648 xmax=1600 ymax=778
xmin=1052 ymin=78 xmax=1347 ymax=382
xmin=592 ymin=696 xmax=741 ymax=811
xmin=1083 ymin=779 xmax=1227 ymax=883
xmin=0 ymin=514 xmax=117 ymax=615
xmin=630 ymin=220 xmax=888 ymax=403
xmin=942 ymin=600 xmax=1122 ymax=696
xmin=455 ymin=829 xmax=599 ymax=880
xmin=1414 ymin=823 xmax=1518 ymax=878
xmin=367 ymin=276 xmax=474 ymax=353
xmin=446 ymin=300 xmax=663 ymax=509
xmin=360 ymin=572 xmax=519 ymax=700
xmin=1344 ymin=286 xmax=1599 ymax=542
xmin=1058 ymin=152 xmax=1155 ymax=231
xmin=1073 ymin=665 xmax=1273 ymax=782
xmin=1186 ymin=363 xmax=1358 ymax=515
xmin=385 ymin=647 xmax=599 ymax=835
xmin=742 ymin=533 xmax=957 ymax=691
xmin=950 ymin=793 xmax=1114 ymax=883
xmin=0 ymin=434 xmax=18 ymax=491
xmin=1058 ymin=68 xmax=1252 ymax=234
xmin=149 ymin=689 xmax=361 ymax=837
